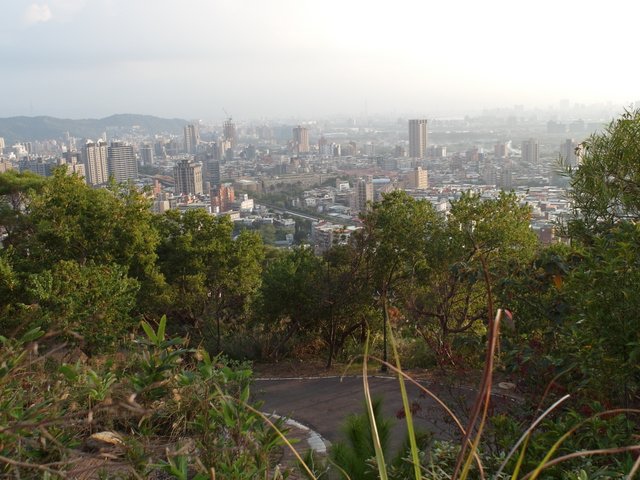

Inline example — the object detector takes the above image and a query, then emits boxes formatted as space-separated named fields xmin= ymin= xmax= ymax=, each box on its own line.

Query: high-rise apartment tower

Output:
xmin=292 ymin=126 xmax=310 ymax=154
xmin=560 ymin=139 xmax=580 ymax=167
xmin=174 ymin=159 xmax=203 ymax=195
xmin=408 ymin=119 xmax=428 ymax=158
xmin=521 ymin=138 xmax=540 ymax=165
xmin=184 ymin=124 xmax=200 ymax=154
xmin=353 ymin=176 xmax=373 ymax=212
xmin=82 ymin=140 xmax=108 ymax=185
xmin=140 ymin=143 xmax=154 ymax=166
xmin=107 ymin=141 xmax=138 ymax=183
xmin=494 ymin=142 xmax=509 ymax=158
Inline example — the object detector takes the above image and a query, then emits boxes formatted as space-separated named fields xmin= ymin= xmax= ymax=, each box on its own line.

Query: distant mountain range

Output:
xmin=0 ymin=114 xmax=189 ymax=144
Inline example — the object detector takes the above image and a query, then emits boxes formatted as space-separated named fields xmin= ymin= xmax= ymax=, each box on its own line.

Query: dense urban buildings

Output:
xmin=211 ymin=183 xmax=235 ymax=212
xmin=2 ymin=103 xmax=621 ymax=251
xmin=60 ymin=151 xmax=85 ymax=179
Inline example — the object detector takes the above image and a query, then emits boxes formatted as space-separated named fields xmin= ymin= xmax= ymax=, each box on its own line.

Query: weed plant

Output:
xmin=0 ymin=317 xmax=289 ymax=479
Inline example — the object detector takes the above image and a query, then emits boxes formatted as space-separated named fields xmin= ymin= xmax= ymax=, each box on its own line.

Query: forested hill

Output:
xmin=0 ymin=114 xmax=188 ymax=143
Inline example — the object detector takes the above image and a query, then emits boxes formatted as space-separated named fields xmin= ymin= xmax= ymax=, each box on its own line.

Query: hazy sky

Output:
xmin=1 ymin=0 xmax=639 ymax=120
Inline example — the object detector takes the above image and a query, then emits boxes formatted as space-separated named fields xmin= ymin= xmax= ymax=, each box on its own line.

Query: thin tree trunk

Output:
xmin=326 ymin=306 xmax=335 ymax=369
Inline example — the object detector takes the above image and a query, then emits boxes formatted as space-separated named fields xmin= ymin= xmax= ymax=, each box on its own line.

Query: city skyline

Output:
xmin=1 ymin=0 xmax=639 ymax=120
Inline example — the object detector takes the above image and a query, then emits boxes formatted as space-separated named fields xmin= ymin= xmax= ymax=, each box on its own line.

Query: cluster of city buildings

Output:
xmin=0 ymin=110 xmax=595 ymax=252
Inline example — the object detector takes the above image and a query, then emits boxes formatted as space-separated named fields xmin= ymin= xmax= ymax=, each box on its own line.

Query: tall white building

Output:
xmin=108 ymin=141 xmax=138 ymax=183
xmin=560 ymin=139 xmax=580 ymax=167
xmin=408 ymin=119 xmax=428 ymax=158
xmin=82 ymin=140 xmax=108 ymax=185
xmin=0 ymin=161 xmax=13 ymax=173
xmin=184 ymin=124 xmax=200 ymax=154
xmin=352 ymin=175 xmax=373 ymax=213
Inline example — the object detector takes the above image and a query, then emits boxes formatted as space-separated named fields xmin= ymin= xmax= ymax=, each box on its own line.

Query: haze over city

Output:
xmin=2 ymin=0 xmax=639 ymax=120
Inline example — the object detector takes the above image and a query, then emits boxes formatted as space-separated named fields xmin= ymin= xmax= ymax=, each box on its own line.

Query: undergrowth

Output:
xmin=1 ymin=310 xmax=638 ymax=479
xmin=0 ymin=317 xmax=289 ymax=479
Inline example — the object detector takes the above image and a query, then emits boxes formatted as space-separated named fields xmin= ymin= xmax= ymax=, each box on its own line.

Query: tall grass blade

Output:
xmin=387 ymin=324 xmax=422 ymax=479
xmin=371 ymin=354 xmax=484 ymax=478
xmin=628 ymin=453 xmax=640 ymax=479
xmin=509 ymin=435 xmax=531 ymax=480
xmin=363 ymin=331 xmax=388 ymax=480
xmin=523 ymin=408 xmax=640 ymax=480
xmin=520 ymin=445 xmax=640 ymax=480
xmin=454 ymin=309 xmax=502 ymax=480
xmin=327 ymin=458 xmax=352 ymax=480
xmin=534 ymin=367 xmax=574 ymax=413
xmin=495 ymin=393 xmax=571 ymax=478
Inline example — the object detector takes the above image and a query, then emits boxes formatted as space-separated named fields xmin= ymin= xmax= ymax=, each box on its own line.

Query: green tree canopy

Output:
xmin=568 ymin=108 xmax=640 ymax=239
xmin=1 ymin=172 xmax=162 ymax=347
xmin=155 ymin=209 xmax=264 ymax=351
xmin=408 ymin=191 xmax=537 ymax=363
xmin=257 ymin=246 xmax=323 ymax=358
xmin=356 ymin=190 xmax=441 ymax=363
xmin=8 ymin=171 xmax=162 ymax=291
xmin=0 ymin=170 xmax=46 ymax=245
xmin=316 ymin=245 xmax=373 ymax=368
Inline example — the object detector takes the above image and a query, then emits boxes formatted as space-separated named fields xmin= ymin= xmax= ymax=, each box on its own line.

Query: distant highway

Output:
xmin=259 ymin=203 xmax=359 ymax=226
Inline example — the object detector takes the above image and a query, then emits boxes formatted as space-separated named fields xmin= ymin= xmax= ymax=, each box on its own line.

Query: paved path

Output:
xmin=253 ymin=376 xmax=518 ymax=452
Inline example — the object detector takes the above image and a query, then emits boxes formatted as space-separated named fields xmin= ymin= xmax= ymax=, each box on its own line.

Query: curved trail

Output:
xmin=253 ymin=376 xmax=519 ymax=451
